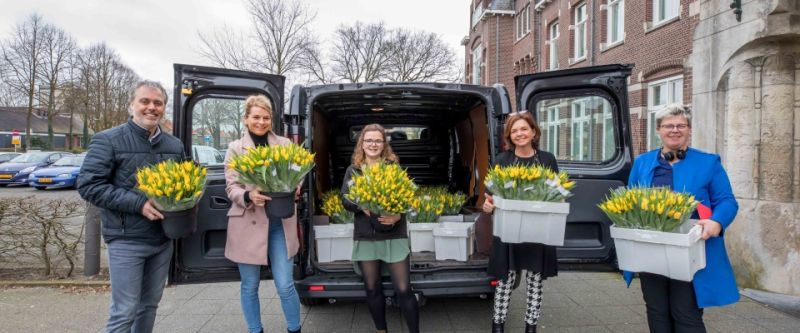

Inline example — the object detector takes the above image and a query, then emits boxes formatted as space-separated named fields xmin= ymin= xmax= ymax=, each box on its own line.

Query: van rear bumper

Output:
xmin=296 ymin=270 xmax=495 ymax=300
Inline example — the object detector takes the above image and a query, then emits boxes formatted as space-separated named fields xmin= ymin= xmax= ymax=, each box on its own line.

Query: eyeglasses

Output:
xmin=364 ymin=139 xmax=384 ymax=145
xmin=659 ymin=124 xmax=690 ymax=131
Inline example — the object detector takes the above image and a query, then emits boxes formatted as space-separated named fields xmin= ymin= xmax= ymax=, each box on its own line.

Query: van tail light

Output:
xmin=490 ymin=280 xmax=499 ymax=287
xmin=308 ymin=285 xmax=325 ymax=292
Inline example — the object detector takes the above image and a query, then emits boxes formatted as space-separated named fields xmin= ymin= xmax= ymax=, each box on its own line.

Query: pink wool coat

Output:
xmin=223 ymin=131 xmax=300 ymax=265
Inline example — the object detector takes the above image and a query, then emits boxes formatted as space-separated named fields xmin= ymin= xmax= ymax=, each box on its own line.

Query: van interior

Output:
xmin=306 ymin=88 xmax=494 ymax=272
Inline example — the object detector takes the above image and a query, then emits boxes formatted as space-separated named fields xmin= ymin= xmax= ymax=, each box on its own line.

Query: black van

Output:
xmin=169 ymin=63 xmax=634 ymax=305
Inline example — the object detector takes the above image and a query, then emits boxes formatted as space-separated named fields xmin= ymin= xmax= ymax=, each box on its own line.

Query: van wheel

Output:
xmin=300 ymin=297 xmax=322 ymax=306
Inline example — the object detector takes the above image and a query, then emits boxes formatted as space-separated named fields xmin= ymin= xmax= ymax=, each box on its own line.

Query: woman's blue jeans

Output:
xmin=238 ymin=217 xmax=301 ymax=332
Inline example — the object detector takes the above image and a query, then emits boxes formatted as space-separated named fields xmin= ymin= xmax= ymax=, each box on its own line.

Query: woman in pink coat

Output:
xmin=224 ymin=94 xmax=302 ymax=333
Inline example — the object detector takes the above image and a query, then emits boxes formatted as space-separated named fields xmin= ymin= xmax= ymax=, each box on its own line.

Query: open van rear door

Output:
xmin=170 ymin=64 xmax=285 ymax=284
xmin=514 ymin=64 xmax=634 ymax=267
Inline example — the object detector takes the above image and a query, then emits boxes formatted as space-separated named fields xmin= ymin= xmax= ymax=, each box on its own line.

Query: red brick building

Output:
xmin=464 ymin=0 xmax=699 ymax=156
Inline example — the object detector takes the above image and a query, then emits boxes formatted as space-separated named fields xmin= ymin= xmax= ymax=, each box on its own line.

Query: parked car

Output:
xmin=28 ymin=154 xmax=86 ymax=190
xmin=0 ymin=152 xmax=21 ymax=164
xmin=169 ymin=64 xmax=634 ymax=305
xmin=192 ymin=145 xmax=225 ymax=166
xmin=0 ymin=151 xmax=71 ymax=186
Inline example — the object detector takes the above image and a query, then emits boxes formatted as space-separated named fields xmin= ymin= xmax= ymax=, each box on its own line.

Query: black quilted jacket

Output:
xmin=78 ymin=118 xmax=185 ymax=245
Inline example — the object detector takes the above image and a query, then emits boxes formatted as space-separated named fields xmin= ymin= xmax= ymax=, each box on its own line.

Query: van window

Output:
xmin=191 ymin=97 xmax=247 ymax=156
xmin=349 ymin=126 xmax=430 ymax=143
xmin=535 ymin=95 xmax=617 ymax=162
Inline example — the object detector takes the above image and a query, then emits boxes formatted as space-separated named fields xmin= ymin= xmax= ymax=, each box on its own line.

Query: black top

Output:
xmin=249 ymin=131 xmax=269 ymax=147
xmin=487 ymin=149 xmax=560 ymax=280
xmin=77 ymin=118 xmax=186 ymax=245
xmin=653 ymin=153 xmax=673 ymax=189
xmin=341 ymin=164 xmax=409 ymax=241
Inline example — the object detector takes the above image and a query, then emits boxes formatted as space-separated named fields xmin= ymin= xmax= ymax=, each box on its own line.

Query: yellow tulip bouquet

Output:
xmin=136 ymin=160 xmax=207 ymax=212
xmin=321 ymin=190 xmax=354 ymax=224
xmin=227 ymin=144 xmax=315 ymax=193
xmin=344 ymin=162 xmax=416 ymax=216
xmin=408 ymin=187 xmax=446 ymax=223
xmin=599 ymin=187 xmax=698 ymax=232
xmin=484 ymin=164 xmax=575 ymax=202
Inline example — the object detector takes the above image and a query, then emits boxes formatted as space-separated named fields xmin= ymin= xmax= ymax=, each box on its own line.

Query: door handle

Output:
xmin=210 ymin=196 xmax=231 ymax=209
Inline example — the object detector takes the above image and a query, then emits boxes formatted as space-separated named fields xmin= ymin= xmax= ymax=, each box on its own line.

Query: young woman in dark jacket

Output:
xmin=482 ymin=112 xmax=559 ymax=333
xmin=340 ymin=123 xmax=419 ymax=333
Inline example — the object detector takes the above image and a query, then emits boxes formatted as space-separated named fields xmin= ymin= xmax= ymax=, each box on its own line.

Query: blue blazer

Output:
xmin=624 ymin=147 xmax=740 ymax=308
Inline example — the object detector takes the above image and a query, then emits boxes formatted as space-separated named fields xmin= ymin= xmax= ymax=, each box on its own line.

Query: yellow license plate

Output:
xmin=38 ymin=178 xmax=53 ymax=183
xmin=0 ymin=175 xmax=11 ymax=179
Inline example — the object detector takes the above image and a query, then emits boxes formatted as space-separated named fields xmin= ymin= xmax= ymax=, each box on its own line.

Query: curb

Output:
xmin=741 ymin=288 xmax=800 ymax=318
xmin=0 ymin=280 xmax=110 ymax=288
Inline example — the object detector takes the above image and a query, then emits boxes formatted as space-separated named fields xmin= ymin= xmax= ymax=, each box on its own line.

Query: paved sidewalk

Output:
xmin=1 ymin=272 xmax=798 ymax=332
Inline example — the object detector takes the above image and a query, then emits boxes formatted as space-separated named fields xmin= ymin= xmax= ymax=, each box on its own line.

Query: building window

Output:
xmin=647 ymin=75 xmax=683 ymax=150
xmin=472 ymin=45 xmax=483 ymax=85
xmin=540 ymin=105 xmax=560 ymax=156
xmin=573 ymin=3 xmax=587 ymax=60
xmin=653 ymin=0 xmax=679 ymax=25
xmin=607 ymin=0 xmax=624 ymax=44
xmin=571 ymin=98 xmax=590 ymax=161
xmin=549 ymin=22 xmax=559 ymax=70
xmin=517 ymin=5 xmax=531 ymax=40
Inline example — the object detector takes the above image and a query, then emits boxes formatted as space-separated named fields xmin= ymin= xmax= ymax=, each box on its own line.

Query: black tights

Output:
xmin=359 ymin=257 xmax=419 ymax=332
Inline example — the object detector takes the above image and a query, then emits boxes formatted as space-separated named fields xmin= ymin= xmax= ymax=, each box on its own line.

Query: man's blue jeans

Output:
xmin=238 ymin=217 xmax=302 ymax=332
xmin=105 ymin=239 xmax=173 ymax=333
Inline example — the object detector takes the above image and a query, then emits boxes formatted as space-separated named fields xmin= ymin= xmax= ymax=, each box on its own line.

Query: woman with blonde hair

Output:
xmin=341 ymin=124 xmax=419 ymax=333
xmin=224 ymin=94 xmax=302 ymax=333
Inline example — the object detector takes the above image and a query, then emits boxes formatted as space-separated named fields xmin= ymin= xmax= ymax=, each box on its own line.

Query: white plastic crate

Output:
xmin=314 ymin=224 xmax=354 ymax=263
xmin=437 ymin=213 xmax=479 ymax=223
xmin=433 ymin=222 xmax=474 ymax=261
xmin=492 ymin=197 xmax=570 ymax=245
xmin=611 ymin=219 xmax=706 ymax=282
xmin=408 ymin=222 xmax=437 ymax=252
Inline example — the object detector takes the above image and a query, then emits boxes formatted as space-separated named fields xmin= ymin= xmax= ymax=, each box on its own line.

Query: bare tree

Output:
xmin=383 ymin=29 xmax=459 ymax=82
xmin=1 ymin=14 xmax=47 ymax=149
xmin=297 ymin=38 xmax=334 ymax=84
xmin=330 ymin=21 xmax=390 ymax=83
xmin=37 ymin=24 xmax=77 ymax=148
xmin=79 ymin=43 xmax=140 ymax=132
xmin=197 ymin=0 xmax=315 ymax=76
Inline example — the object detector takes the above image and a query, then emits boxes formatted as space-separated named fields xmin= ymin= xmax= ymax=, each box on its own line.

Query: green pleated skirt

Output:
xmin=351 ymin=238 xmax=410 ymax=276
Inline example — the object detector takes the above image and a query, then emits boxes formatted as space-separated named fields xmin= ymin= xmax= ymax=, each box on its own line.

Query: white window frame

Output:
xmin=543 ymin=106 xmax=560 ymax=156
xmin=653 ymin=0 xmax=679 ymax=25
xmin=647 ymin=75 xmax=683 ymax=149
xmin=548 ymin=22 xmax=559 ymax=70
xmin=516 ymin=5 xmax=531 ymax=40
xmin=573 ymin=4 xmax=587 ymax=61
xmin=570 ymin=99 xmax=591 ymax=161
xmin=606 ymin=0 xmax=624 ymax=44
xmin=601 ymin=103 xmax=615 ymax=160
xmin=472 ymin=45 xmax=483 ymax=85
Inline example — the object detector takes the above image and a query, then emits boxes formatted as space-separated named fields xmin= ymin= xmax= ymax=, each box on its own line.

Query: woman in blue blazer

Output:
xmin=626 ymin=104 xmax=739 ymax=333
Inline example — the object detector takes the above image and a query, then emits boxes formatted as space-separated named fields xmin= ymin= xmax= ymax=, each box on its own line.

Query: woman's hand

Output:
xmin=378 ymin=214 xmax=401 ymax=225
xmin=695 ymin=219 xmax=722 ymax=240
xmin=482 ymin=195 xmax=495 ymax=214
xmin=295 ymin=185 xmax=302 ymax=200
xmin=249 ymin=190 xmax=272 ymax=207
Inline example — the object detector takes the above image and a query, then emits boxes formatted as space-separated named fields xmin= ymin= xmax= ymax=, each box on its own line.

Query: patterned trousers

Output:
xmin=492 ymin=270 xmax=544 ymax=325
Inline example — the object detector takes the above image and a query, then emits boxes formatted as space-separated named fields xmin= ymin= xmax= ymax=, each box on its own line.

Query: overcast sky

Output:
xmin=1 ymin=0 xmax=470 ymax=91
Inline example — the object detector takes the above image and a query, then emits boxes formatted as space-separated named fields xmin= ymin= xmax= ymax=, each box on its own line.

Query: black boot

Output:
xmin=491 ymin=322 xmax=504 ymax=333
xmin=524 ymin=323 xmax=536 ymax=333
xmin=288 ymin=328 xmax=301 ymax=333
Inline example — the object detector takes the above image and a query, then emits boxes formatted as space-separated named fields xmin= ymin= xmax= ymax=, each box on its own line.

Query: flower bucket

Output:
xmin=492 ymin=196 xmax=570 ymax=245
xmin=314 ymin=224 xmax=354 ymax=263
xmin=433 ymin=222 xmax=474 ymax=261
xmin=161 ymin=206 xmax=198 ymax=239
xmin=437 ymin=213 xmax=478 ymax=223
xmin=611 ymin=219 xmax=706 ymax=282
xmin=408 ymin=222 xmax=437 ymax=252
xmin=264 ymin=191 xmax=295 ymax=218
